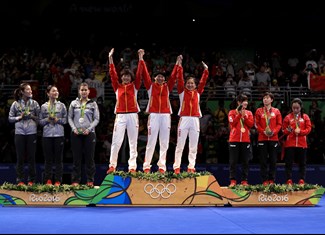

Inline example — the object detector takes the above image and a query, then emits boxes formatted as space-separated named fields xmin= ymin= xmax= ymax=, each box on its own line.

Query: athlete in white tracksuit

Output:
xmin=139 ymin=49 xmax=182 ymax=173
xmin=173 ymin=61 xmax=209 ymax=173
xmin=106 ymin=48 xmax=143 ymax=173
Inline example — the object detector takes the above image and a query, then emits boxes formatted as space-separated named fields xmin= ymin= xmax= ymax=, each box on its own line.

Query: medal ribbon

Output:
xmin=80 ymin=102 xmax=86 ymax=118
xmin=48 ymin=101 xmax=56 ymax=117
xmin=264 ymin=108 xmax=270 ymax=128
xmin=19 ymin=100 xmax=30 ymax=115
xmin=294 ymin=113 xmax=300 ymax=128
xmin=240 ymin=118 xmax=244 ymax=129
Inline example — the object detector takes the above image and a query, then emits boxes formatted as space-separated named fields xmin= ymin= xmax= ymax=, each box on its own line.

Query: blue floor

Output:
xmin=1 ymin=195 xmax=325 ymax=234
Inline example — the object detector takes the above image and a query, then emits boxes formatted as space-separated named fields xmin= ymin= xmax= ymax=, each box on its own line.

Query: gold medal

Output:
xmin=49 ymin=113 xmax=55 ymax=121
xmin=265 ymin=126 xmax=272 ymax=136
xmin=295 ymin=127 xmax=300 ymax=133
xmin=241 ymin=127 xmax=245 ymax=133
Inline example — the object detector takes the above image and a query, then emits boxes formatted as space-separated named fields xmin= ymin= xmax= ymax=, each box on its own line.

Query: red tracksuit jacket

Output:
xmin=282 ymin=112 xmax=312 ymax=148
xmin=109 ymin=63 xmax=141 ymax=113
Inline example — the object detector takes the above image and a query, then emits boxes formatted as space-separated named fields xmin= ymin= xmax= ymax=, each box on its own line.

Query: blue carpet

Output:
xmin=1 ymin=196 xmax=325 ymax=234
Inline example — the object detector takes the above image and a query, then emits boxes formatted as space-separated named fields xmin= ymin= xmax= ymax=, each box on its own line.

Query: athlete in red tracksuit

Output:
xmin=173 ymin=60 xmax=209 ymax=174
xmin=228 ymin=94 xmax=254 ymax=187
xmin=106 ymin=48 xmax=142 ymax=173
xmin=139 ymin=49 xmax=182 ymax=173
xmin=282 ymin=98 xmax=311 ymax=185
xmin=255 ymin=92 xmax=282 ymax=185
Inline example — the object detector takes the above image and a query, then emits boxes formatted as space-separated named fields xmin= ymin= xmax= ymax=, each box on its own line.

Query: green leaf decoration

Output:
xmin=0 ymin=194 xmax=26 ymax=205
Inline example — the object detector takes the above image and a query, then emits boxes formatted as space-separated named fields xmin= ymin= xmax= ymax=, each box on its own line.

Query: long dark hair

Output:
xmin=13 ymin=83 xmax=30 ymax=101
xmin=46 ymin=85 xmax=58 ymax=93
xmin=291 ymin=97 xmax=305 ymax=120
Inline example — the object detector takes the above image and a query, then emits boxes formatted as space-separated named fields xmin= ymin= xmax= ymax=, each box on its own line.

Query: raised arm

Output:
xmin=138 ymin=49 xmax=151 ymax=90
xmin=134 ymin=49 xmax=144 ymax=90
xmin=168 ymin=55 xmax=182 ymax=91
xmin=108 ymin=48 xmax=114 ymax=65
xmin=197 ymin=61 xmax=209 ymax=94
xmin=108 ymin=48 xmax=119 ymax=90
xmin=176 ymin=55 xmax=184 ymax=94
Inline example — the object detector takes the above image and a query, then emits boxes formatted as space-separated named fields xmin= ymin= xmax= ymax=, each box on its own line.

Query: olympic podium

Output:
xmin=0 ymin=174 xmax=324 ymax=207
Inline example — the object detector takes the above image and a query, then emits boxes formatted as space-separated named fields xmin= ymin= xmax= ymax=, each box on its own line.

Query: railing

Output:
xmin=1 ymin=84 xmax=324 ymax=104
xmin=200 ymin=85 xmax=319 ymax=104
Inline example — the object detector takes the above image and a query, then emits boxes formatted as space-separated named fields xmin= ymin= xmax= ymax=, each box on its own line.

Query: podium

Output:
xmin=1 ymin=174 xmax=324 ymax=207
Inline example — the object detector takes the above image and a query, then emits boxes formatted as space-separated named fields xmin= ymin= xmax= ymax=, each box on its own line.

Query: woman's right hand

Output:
xmin=108 ymin=48 xmax=114 ymax=58
xmin=202 ymin=61 xmax=208 ymax=70
xmin=176 ymin=55 xmax=183 ymax=65
xmin=138 ymin=49 xmax=144 ymax=60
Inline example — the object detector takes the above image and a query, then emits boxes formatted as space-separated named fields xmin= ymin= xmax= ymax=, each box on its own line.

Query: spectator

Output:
xmin=237 ymin=72 xmax=253 ymax=97
xmin=223 ymin=74 xmax=237 ymax=98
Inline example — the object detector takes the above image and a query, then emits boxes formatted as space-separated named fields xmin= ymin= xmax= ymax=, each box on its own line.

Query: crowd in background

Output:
xmin=0 ymin=45 xmax=325 ymax=167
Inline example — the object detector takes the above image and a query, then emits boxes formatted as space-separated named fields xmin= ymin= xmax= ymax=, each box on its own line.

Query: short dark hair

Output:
xmin=153 ymin=71 xmax=167 ymax=77
xmin=237 ymin=94 xmax=248 ymax=103
xmin=120 ymin=68 xmax=134 ymax=80
xmin=263 ymin=91 xmax=274 ymax=100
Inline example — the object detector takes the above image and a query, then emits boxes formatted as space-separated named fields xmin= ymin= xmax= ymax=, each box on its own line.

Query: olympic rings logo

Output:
xmin=144 ymin=183 xmax=177 ymax=199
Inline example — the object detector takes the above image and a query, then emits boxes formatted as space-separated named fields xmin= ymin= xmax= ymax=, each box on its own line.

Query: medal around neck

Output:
xmin=49 ymin=113 xmax=55 ymax=120
xmin=23 ymin=112 xmax=31 ymax=120
xmin=77 ymin=128 xmax=84 ymax=135
xmin=79 ymin=117 xmax=84 ymax=123
xmin=265 ymin=126 xmax=272 ymax=136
